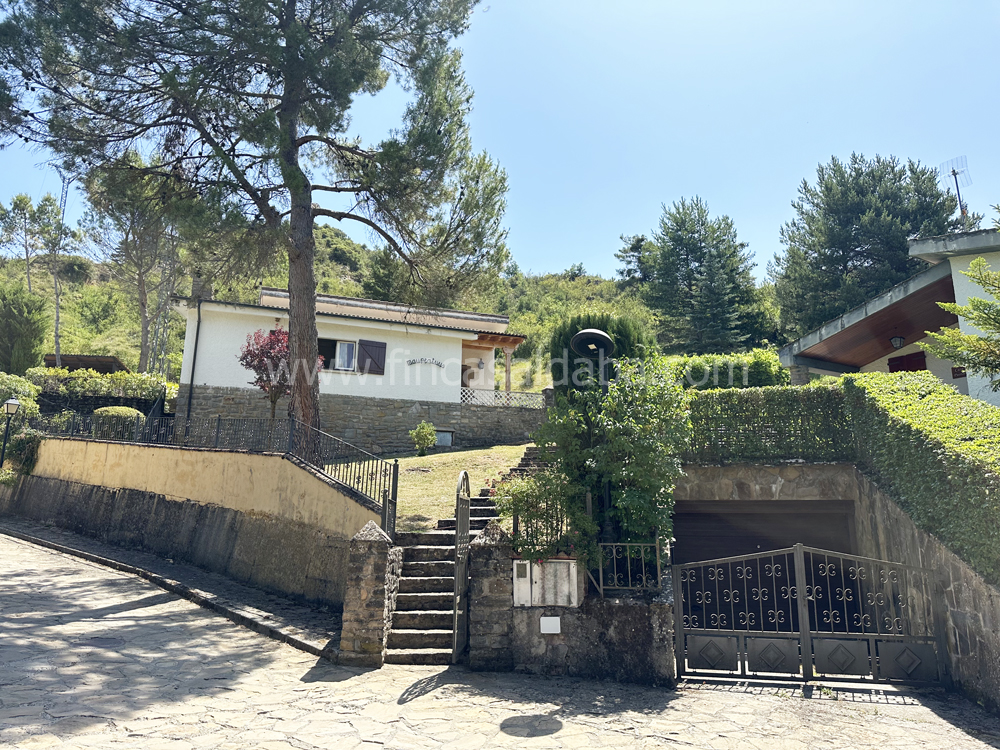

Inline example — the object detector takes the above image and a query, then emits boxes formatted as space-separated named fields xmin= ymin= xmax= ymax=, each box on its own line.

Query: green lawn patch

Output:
xmin=395 ymin=444 xmax=530 ymax=533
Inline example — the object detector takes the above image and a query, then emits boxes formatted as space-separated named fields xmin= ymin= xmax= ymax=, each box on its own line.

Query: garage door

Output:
xmin=671 ymin=500 xmax=854 ymax=565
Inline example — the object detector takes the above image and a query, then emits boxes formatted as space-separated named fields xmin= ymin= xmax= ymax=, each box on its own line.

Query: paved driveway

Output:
xmin=2 ymin=534 xmax=999 ymax=749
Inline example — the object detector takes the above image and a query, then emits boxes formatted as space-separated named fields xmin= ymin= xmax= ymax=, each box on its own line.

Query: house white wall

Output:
xmin=859 ymin=329 xmax=969 ymax=395
xmin=179 ymin=303 xmax=480 ymax=404
xmin=948 ymin=251 xmax=1000 ymax=407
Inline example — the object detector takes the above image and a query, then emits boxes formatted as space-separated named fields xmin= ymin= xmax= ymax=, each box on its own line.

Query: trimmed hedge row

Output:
xmin=688 ymin=373 xmax=1000 ymax=585
xmin=24 ymin=367 xmax=177 ymax=402
xmin=686 ymin=384 xmax=851 ymax=464
xmin=667 ymin=349 xmax=789 ymax=391
xmin=842 ymin=372 xmax=1000 ymax=584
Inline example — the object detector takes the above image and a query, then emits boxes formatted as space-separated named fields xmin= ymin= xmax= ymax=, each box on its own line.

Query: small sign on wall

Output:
xmin=539 ymin=616 xmax=561 ymax=634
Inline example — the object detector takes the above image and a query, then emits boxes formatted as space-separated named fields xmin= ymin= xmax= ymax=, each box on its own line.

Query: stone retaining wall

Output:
xmin=675 ymin=463 xmax=859 ymax=502
xmin=339 ymin=522 xmax=403 ymax=667
xmin=853 ymin=470 xmax=1000 ymax=711
xmin=178 ymin=384 xmax=544 ymax=454
xmin=0 ymin=474 xmax=353 ymax=608
xmin=467 ymin=523 xmax=675 ymax=686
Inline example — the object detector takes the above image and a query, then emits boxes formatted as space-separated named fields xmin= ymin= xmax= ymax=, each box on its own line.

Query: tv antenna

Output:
xmin=940 ymin=156 xmax=972 ymax=229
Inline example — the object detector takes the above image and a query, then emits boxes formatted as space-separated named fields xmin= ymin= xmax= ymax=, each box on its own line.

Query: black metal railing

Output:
xmin=24 ymin=412 xmax=398 ymax=538
xmin=592 ymin=541 xmax=664 ymax=596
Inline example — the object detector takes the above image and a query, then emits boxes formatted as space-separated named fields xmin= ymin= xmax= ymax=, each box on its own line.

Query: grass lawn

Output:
xmin=394 ymin=444 xmax=530 ymax=533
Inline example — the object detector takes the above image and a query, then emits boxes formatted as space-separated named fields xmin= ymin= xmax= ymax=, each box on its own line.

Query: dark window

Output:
xmin=358 ymin=340 xmax=387 ymax=375
xmin=317 ymin=338 xmax=338 ymax=370
xmin=888 ymin=351 xmax=927 ymax=373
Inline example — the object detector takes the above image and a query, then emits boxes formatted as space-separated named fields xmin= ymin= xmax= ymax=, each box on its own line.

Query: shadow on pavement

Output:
xmin=0 ymin=539 xmax=286 ymax=744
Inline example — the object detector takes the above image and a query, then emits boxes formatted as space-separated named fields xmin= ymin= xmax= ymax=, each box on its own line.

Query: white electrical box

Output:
xmin=512 ymin=559 xmax=580 ymax=607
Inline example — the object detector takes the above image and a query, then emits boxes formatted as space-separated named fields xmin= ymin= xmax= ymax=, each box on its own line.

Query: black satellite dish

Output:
xmin=570 ymin=328 xmax=616 ymax=359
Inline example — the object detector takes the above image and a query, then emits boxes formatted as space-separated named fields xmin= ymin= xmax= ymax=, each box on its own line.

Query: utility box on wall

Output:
xmin=512 ymin=559 xmax=580 ymax=607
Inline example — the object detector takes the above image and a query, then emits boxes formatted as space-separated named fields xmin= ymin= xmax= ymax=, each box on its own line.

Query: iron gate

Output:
xmin=672 ymin=544 xmax=944 ymax=682
xmin=452 ymin=471 xmax=472 ymax=664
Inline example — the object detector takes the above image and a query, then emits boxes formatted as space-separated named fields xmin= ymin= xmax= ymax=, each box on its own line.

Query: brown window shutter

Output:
xmin=904 ymin=352 xmax=927 ymax=372
xmin=358 ymin=340 xmax=387 ymax=375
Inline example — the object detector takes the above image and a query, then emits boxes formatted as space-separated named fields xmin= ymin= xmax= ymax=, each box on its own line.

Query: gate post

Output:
xmin=672 ymin=566 xmax=685 ymax=678
xmin=793 ymin=544 xmax=814 ymax=680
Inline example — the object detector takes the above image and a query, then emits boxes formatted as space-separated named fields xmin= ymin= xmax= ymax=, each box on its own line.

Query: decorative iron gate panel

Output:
xmin=452 ymin=471 xmax=471 ymax=664
xmin=672 ymin=544 xmax=943 ymax=682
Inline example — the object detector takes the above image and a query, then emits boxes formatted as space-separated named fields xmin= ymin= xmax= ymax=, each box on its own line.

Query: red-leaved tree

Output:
xmin=239 ymin=328 xmax=323 ymax=420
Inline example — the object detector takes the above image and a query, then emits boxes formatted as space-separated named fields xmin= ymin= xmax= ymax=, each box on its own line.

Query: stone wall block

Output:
xmin=853 ymin=467 xmax=1000 ymax=711
xmin=180 ymin=385 xmax=544 ymax=454
xmin=338 ymin=521 xmax=401 ymax=668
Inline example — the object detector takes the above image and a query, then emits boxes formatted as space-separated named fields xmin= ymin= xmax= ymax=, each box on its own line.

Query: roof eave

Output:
xmin=778 ymin=262 xmax=953 ymax=367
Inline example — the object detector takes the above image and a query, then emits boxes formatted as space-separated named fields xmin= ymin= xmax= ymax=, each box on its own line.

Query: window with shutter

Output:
xmin=358 ymin=340 xmax=387 ymax=375
xmin=888 ymin=351 xmax=927 ymax=373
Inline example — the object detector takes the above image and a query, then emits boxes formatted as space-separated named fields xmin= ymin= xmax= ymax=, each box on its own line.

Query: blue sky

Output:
xmin=3 ymin=0 xmax=998 ymax=281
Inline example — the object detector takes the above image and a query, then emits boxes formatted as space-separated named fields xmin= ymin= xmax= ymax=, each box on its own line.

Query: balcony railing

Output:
xmin=460 ymin=387 xmax=545 ymax=409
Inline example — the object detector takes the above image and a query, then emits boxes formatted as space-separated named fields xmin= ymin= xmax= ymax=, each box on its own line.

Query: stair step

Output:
xmin=403 ymin=561 xmax=454 ymax=577
xmin=392 ymin=610 xmax=453 ymax=630
xmin=386 ymin=629 xmax=453 ymax=650
xmin=404 ymin=545 xmax=456 ymax=563
xmin=398 ymin=576 xmax=454 ymax=594
xmin=471 ymin=507 xmax=499 ymax=518
xmin=395 ymin=592 xmax=454 ymax=611
xmin=385 ymin=648 xmax=452 ymax=666
xmin=436 ymin=518 xmax=491 ymax=531
xmin=395 ymin=531 xmax=455 ymax=547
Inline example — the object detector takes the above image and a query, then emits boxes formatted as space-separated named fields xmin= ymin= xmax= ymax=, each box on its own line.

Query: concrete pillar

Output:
xmin=789 ymin=365 xmax=811 ymax=386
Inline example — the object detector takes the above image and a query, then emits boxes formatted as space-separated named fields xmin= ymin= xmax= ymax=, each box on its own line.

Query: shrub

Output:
xmin=533 ymin=352 xmax=692 ymax=541
xmin=843 ymin=372 xmax=1000 ymax=584
xmin=4 ymin=428 xmax=43 ymax=475
xmin=548 ymin=312 xmax=657 ymax=395
xmin=494 ymin=470 xmax=599 ymax=567
xmin=666 ymin=348 xmax=789 ymax=391
xmin=24 ymin=367 xmax=176 ymax=401
xmin=0 ymin=281 xmax=48 ymax=376
xmin=92 ymin=406 xmax=144 ymax=440
xmin=409 ymin=421 xmax=437 ymax=456
xmin=0 ymin=371 xmax=41 ymax=420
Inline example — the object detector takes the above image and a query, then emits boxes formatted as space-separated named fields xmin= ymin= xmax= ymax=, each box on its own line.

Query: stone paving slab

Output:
xmin=0 ymin=518 xmax=341 ymax=658
xmin=3 ymin=533 xmax=1000 ymax=749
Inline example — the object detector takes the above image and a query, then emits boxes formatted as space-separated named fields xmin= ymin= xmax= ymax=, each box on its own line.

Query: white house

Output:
xmin=778 ymin=228 xmax=1000 ymax=407
xmin=179 ymin=288 xmax=527 ymax=407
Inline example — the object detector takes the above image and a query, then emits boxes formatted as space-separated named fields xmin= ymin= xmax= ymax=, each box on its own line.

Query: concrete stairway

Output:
xmin=385 ymin=446 xmax=549 ymax=665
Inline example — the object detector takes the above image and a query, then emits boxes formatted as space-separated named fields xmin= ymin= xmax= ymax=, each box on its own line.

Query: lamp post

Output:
xmin=0 ymin=398 xmax=21 ymax=469
xmin=570 ymin=329 xmax=616 ymax=543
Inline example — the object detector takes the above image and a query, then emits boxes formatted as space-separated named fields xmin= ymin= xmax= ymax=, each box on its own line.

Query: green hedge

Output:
xmin=842 ymin=372 xmax=1000 ymax=584
xmin=687 ymin=384 xmax=851 ymax=464
xmin=0 ymin=372 xmax=41 ymax=420
xmin=668 ymin=349 xmax=789 ymax=391
xmin=24 ymin=367 xmax=177 ymax=401
xmin=92 ymin=406 xmax=145 ymax=441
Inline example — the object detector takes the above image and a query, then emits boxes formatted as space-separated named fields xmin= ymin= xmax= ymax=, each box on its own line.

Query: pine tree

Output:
xmin=633 ymin=197 xmax=761 ymax=353
xmin=772 ymin=153 xmax=968 ymax=336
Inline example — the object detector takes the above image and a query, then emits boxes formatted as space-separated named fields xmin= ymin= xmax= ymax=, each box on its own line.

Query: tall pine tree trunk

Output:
xmin=278 ymin=72 xmax=321 ymax=432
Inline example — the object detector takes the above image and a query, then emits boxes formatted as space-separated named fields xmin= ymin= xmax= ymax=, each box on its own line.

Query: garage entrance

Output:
xmin=672 ymin=544 xmax=943 ymax=682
